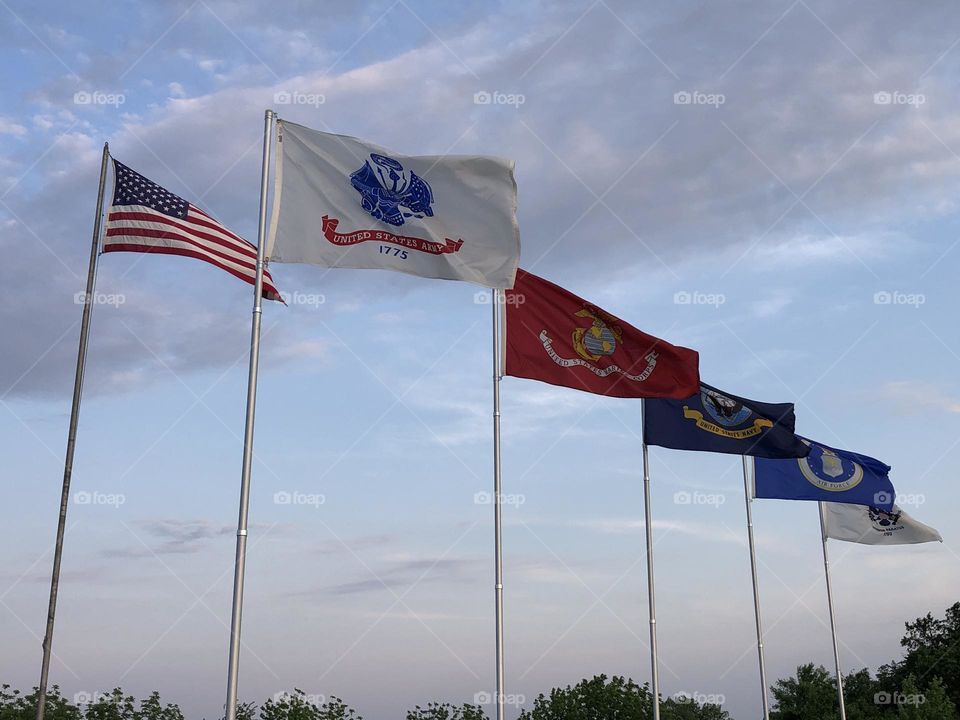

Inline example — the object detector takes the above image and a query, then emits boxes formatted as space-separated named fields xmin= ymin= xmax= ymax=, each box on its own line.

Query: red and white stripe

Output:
xmin=103 ymin=203 xmax=282 ymax=301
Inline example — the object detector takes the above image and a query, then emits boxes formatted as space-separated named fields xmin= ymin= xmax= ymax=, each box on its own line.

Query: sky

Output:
xmin=2 ymin=1 xmax=960 ymax=718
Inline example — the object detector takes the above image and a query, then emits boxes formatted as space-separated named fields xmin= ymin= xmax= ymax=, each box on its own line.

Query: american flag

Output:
xmin=103 ymin=159 xmax=281 ymax=301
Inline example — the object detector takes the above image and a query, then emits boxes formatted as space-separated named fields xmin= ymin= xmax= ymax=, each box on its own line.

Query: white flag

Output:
xmin=823 ymin=503 xmax=942 ymax=545
xmin=267 ymin=120 xmax=520 ymax=288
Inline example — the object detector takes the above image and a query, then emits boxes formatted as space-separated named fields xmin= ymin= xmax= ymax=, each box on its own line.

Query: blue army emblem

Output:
xmin=350 ymin=153 xmax=434 ymax=227
xmin=797 ymin=441 xmax=864 ymax=492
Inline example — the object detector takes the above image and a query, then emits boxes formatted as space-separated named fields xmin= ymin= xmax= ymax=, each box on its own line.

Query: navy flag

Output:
xmin=754 ymin=440 xmax=896 ymax=510
xmin=642 ymin=383 xmax=810 ymax=458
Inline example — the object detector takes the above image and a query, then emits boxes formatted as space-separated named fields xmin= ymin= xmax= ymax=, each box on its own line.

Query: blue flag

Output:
xmin=754 ymin=439 xmax=895 ymax=510
xmin=643 ymin=383 xmax=810 ymax=458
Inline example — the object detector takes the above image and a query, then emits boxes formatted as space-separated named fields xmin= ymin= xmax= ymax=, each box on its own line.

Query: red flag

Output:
xmin=504 ymin=270 xmax=699 ymax=398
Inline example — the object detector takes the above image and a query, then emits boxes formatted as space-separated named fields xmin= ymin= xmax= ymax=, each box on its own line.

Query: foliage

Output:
xmin=0 ymin=685 xmax=80 ymax=720
xmin=880 ymin=603 xmax=960 ymax=713
xmin=770 ymin=664 xmax=840 ymax=720
xmin=515 ymin=674 xmax=730 ymax=720
xmin=259 ymin=691 xmax=360 ymax=720
xmin=404 ymin=702 xmax=487 ymax=720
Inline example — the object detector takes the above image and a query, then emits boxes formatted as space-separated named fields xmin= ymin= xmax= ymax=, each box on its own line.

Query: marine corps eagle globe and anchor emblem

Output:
xmin=681 ymin=387 xmax=774 ymax=439
xmin=796 ymin=440 xmax=865 ymax=492
xmin=538 ymin=306 xmax=660 ymax=381
xmin=319 ymin=152 xmax=464 ymax=256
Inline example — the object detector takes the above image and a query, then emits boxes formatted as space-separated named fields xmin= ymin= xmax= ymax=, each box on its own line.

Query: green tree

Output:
xmin=405 ymin=702 xmax=487 ymax=720
xmin=518 ymin=675 xmax=653 ymax=720
xmin=893 ymin=675 xmax=956 ymax=720
xmin=841 ymin=668 xmax=884 ymax=720
xmin=771 ymin=664 xmax=839 ymax=720
xmin=0 ymin=685 xmax=80 ymax=720
xmin=661 ymin=695 xmax=732 ymax=720
xmin=881 ymin=603 xmax=960 ymax=712
xmin=83 ymin=690 xmax=137 ymax=720
xmin=259 ymin=691 xmax=361 ymax=720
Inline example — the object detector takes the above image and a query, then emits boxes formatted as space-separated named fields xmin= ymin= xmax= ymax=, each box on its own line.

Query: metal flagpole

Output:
xmin=640 ymin=401 xmax=660 ymax=720
xmin=741 ymin=456 xmax=770 ymax=720
xmin=224 ymin=109 xmax=275 ymax=720
xmin=819 ymin=501 xmax=847 ymax=720
xmin=491 ymin=288 xmax=506 ymax=720
xmin=36 ymin=142 xmax=110 ymax=720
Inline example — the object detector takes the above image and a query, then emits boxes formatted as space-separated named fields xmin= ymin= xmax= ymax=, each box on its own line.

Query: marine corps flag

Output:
xmin=643 ymin=384 xmax=810 ymax=458
xmin=754 ymin=440 xmax=896 ymax=510
xmin=503 ymin=270 xmax=699 ymax=398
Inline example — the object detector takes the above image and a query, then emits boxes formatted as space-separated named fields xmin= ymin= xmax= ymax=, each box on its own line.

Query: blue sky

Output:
xmin=2 ymin=1 xmax=960 ymax=719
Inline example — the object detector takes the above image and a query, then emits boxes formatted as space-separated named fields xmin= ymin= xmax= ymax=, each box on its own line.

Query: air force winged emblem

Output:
xmin=797 ymin=441 xmax=864 ymax=492
xmin=350 ymin=153 xmax=434 ymax=227
xmin=681 ymin=388 xmax=773 ymax=439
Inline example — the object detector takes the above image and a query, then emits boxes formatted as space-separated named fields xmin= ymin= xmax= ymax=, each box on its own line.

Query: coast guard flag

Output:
xmin=823 ymin=502 xmax=942 ymax=545
xmin=267 ymin=120 xmax=520 ymax=288
xmin=643 ymin=383 xmax=809 ymax=458
xmin=504 ymin=270 xmax=699 ymax=398
xmin=754 ymin=439 xmax=896 ymax=510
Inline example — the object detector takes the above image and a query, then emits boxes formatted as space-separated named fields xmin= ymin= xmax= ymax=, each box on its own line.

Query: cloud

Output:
xmin=874 ymin=380 xmax=960 ymax=415
xmin=6 ymin=0 xmax=960 ymax=407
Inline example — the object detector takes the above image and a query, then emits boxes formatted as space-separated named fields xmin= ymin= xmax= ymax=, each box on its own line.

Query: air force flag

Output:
xmin=642 ymin=383 xmax=809 ymax=458
xmin=754 ymin=440 xmax=896 ymax=510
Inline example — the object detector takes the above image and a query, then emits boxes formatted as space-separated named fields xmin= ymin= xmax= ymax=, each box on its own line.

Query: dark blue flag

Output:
xmin=754 ymin=439 xmax=895 ymax=510
xmin=642 ymin=383 xmax=810 ymax=458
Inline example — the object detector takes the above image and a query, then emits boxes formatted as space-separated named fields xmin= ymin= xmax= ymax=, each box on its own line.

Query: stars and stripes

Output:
xmin=103 ymin=159 xmax=281 ymax=301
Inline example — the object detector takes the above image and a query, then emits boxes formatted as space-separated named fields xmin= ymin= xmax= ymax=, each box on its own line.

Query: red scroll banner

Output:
xmin=321 ymin=216 xmax=464 ymax=255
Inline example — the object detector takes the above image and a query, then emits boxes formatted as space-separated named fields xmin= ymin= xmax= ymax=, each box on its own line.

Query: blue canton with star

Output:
xmin=112 ymin=160 xmax=189 ymax=219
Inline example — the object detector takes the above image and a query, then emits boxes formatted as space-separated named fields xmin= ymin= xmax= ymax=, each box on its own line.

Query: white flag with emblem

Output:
xmin=823 ymin=502 xmax=942 ymax=545
xmin=267 ymin=120 xmax=520 ymax=289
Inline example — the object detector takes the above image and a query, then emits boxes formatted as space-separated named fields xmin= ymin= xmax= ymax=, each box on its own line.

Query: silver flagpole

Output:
xmin=224 ymin=109 xmax=274 ymax=720
xmin=741 ymin=456 xmax=770 ymax=720
xmin=819 ymin=502 xmax=847 ymax=720
xmin=640 ymin=401 xmax=660 ymax=720
xmin=36 ymin=142 xmax=110 ymax=720
xmin=491 ymin=288 xmax=505 ymax=720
